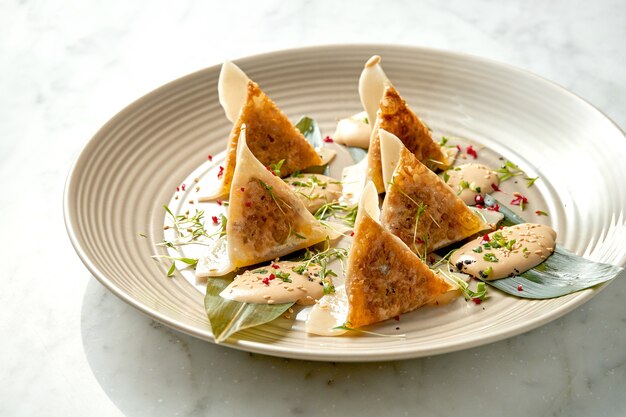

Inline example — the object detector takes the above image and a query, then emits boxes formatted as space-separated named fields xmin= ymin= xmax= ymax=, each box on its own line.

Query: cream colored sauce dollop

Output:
xmin=444 ymin=163 xmax=500 ymax=205
xmin=450 ymin=223 xmax=556 ymax=280
xmin=220 ymin=261 xmax=327 ymax=305
xmin=305 ymin=286 xmax=349 ymax=336
xmin=286 ymin=173 xmax=342 ymax=213
xmin=332 ymin=111 xmax=371 ymax=149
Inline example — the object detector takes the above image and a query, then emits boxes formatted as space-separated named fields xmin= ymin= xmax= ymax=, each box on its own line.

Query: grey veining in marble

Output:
xmin=1 ymin=0 xmax=625 ymax=416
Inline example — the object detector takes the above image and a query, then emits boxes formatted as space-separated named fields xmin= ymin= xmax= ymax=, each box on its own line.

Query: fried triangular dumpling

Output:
xmin=212 ymin=62 xmax=323 ymax=198
xmin=345 ymin=182 xmax=453 ymax=328
xmin=359 ymin=56 xmax=448 ymax=193
xmin=227 ymin=126 xmax=330 ymax=268
xmin=379 ymin=129 xmax=486 ymax=256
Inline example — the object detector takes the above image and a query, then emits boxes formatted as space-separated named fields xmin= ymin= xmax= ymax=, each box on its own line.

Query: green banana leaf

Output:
xmin=295 ymin=116 xmax=323 ymax=148
xmin=482 ymin=195 xmax=624 ymax=299
xmin=204 ymin=278 xmax=294 ymax=343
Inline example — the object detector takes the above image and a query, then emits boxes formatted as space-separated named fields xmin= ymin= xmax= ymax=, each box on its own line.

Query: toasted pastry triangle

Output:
xmin=345 ymin=182 xmax=453 ymax=328
xmin=379 ymin=130 xmax=486 ymax=256
xmin=213 ymin=63 xmax=323 ymax=198
xmin=226 ymin=127 xmax=329 ymax=268
xmin=365 ymin=83 xmax=448 ymax=192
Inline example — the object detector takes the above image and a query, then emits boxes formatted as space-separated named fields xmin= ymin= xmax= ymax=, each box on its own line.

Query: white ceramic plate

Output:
xmin=64 ymin=45 xmax=626 ymax=361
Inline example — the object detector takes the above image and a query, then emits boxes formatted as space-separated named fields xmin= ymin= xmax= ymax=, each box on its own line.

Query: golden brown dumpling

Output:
xmin=227 ymin=126 xmax=329 ymax=267
xmin=345 ymin=182 xmax=453 ymax=328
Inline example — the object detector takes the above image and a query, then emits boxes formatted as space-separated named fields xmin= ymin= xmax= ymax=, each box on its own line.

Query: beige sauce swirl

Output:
xmin=286 ymin=173 xmax=342 ymax=213
xmin=220 ymin=261 xmax=326 ymax=305
xmin=450 ymin=223 xmax=556 ymax=280
xmin=444 ymin=163 xmax=499 ymax=205
xmin=332 ymin=111 xmax=371 ymax=149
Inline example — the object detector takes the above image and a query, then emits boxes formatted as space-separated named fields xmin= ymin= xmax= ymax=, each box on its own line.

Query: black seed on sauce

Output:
xmin=455 ymin=261 xmax=464 ymax=270
xmin=464 ymin=259 xmax=474 ymax=265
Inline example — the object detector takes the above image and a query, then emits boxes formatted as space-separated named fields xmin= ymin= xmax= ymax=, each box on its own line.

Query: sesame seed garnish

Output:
xmin=194 ymin=178 xmax=199 ymax=183
xmin=263 ymin=295 xmax=271 ymax=299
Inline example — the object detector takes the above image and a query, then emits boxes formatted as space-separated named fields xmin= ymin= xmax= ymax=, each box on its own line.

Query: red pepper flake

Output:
xmin=271 ymin=264 xmax=280 ymax=269
xmin=350 ymin=231 xmax=355 ymax=237
xmin=491 ymin=183 xmax=501 ymax=192
xmin=535 ymin=210 xmax=548 ymax=216
xmin=481 ymin=234 xmax=490 ymax=243
xmin=240 ymin=187 xmax=245 ymax=192
xmin=269 ymin=273 xmax=275 ymax=280
xmin=217 ymin=165 xmax=224 ymax=179
xmin=474 ymin=194 xmax=485 ymax=205
xmin=181 ymin=184 xmax=186 ymax=191
xmin=208 ymin=154 xmax=213 ymax=161
xmin=517 ymin=284 xmax=523 ymax=292
xmin=487 ymin=204 xmax=500 ymax=212
xmin=476 ymin=204 xmax=483 ymax=209
xmin=510 ymin=192 xmax=528 ymax=209
xmin=466 ymin=145 xmax=478 ymax=159
xmin=176 ymin=186 xmax=180 ymax=192
xmin=394 ymin=315 xmax=400 ymax=321
xmin=456 ymin=144 xmax=462 ymax=152
xmin=211 ymin=215 xmax=219 ymax=224
xmin=216 ymin=199 xmax=223 ymax=206
xmin=323 ymin=136 xmax=334 ymax=143
xmin=472 ymin=297 xmax=482 ymax=305
xmin=262 ymin=277 xmax=270 ymax=286
xmin=245 ymin=201 xmax=252 ymax=208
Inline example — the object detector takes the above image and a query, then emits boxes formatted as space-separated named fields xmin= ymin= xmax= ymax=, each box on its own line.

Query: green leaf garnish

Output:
xmin=269 ymin=159 xmax=285 ymax=177
xmin=525 ymin=176 xmax=539 ymax=187
xmin=275 ymin=271 xmax=292 ymax=283
xmin=483 ymin=253 xmax=499 ymax=262
xmin=439 ymin=269 xmax=488 ymax=302
xmin=496 ymin=161 xmax=525 ymax=182
xmin=167 ymin=262 xmax=176 ymax=277
xmin=314 ymin=202 xmax=358 ymax=227
xmin=295 ymin=116 xmax=323 ymax=148
xmin=204 ymin=278 xmax=293 ymax=343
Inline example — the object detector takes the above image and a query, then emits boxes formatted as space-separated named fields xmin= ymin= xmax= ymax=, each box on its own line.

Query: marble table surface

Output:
xmin=1 ymin=1 xmax=625 ymax=416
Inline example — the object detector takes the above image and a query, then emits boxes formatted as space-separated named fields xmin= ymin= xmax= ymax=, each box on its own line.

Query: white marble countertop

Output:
xmin=2 ymin=1 xmax=625 ymax=416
